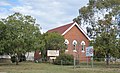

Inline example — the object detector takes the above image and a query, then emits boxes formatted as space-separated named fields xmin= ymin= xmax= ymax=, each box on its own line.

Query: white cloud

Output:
xmin=10 ymin=5 xmax=34 ymax=14
xmin=0 ymin=0 xmax=89 ymax=33
xmin=0 ymin=1 xmax=11 ymax=6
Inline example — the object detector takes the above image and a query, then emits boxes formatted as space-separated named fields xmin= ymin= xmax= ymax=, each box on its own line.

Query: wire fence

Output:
xmin=0 ymin=57 xmax=120 ymax=68
xmin=51 ymin=57 xmax=120 ymax=68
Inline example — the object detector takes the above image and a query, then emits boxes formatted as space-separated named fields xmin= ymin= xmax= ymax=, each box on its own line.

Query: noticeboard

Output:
xmin=47 ymin=50 xmax=59 ymax=57
xmin=86 ymin=46 xmax=93 ymax=57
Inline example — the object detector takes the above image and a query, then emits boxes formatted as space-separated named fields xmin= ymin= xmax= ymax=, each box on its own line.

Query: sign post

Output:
xmin=91 ymin=56 xmax=93 ymax=68
xmin=86 ymin=46 xmax=94 ymax=68
xmin=72 ymin=40 xmax=77 ymax=69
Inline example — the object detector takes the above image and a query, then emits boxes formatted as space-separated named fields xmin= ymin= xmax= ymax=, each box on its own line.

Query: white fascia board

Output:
xmin=62 ymin=22 xmax=91 ymax=41
xmin=62 ymin=22 xmax=75 ymax=36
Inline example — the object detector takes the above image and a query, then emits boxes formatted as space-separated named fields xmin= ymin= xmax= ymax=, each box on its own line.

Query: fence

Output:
xmin=0 ymin=57 xmax=120 ymax=68
xmin=52 ymin=57 xmax=120 ymax=68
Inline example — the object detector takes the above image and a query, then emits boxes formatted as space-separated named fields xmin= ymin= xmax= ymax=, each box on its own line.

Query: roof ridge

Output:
xmin=47 ymin=22 xmax=74 ymax=34
xmin=47 ymin=22 xmax=74 ymax=31
xmin=47 ymin=22 xmax=91 ymax=40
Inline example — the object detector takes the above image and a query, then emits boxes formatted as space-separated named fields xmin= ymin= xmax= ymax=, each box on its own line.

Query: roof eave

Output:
xmin=62 ymin=22 xmax=91 ymax=41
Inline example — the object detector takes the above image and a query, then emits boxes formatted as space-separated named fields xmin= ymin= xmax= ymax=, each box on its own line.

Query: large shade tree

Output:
xmin=74 ymin=0 xmax=120 ymax=38
xmin=74 ymin=0 xmax=120 ymax=65
xmin=0 ymin=13 xmax=42 ymax=64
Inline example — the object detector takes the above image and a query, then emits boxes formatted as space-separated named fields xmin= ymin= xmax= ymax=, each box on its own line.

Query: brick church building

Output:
xmin=47 ymin=22 xmax=91 ymax=61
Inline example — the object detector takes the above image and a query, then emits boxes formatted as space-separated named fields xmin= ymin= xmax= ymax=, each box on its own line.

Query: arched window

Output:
xmin=64 ymin=39 xmax=69 ymax=52
xmin=81 ymin=41 xmax=85 ymax=52
xmin=72 ymin=40 xmax=77 ymax=51
xmin=64 ymin=39 xmax=69 ymax=45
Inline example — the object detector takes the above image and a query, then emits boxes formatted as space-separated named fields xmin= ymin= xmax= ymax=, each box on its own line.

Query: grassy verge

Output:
xmin=0 ymin=62 xmax=120 ymax=73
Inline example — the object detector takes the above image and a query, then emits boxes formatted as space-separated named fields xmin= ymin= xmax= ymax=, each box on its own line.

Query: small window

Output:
xmin=72 ymin=40 xmax=77 ymax=50
xmin=81 ymin=43 xmax=85 ymax=51
xmin=64 ymin=39 xmax=69 ymax=45
xmin=81 ymin=41 xmax=85 ymax=52
xmin=64 ymin=39 xmax=69 ymax=51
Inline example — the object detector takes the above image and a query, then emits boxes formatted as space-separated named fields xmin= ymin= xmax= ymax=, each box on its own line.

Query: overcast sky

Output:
xmin=0 ymin=0 xmax=89 ymax=33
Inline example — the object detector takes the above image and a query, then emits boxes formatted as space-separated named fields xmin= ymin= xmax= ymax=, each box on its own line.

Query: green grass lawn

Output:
xmin=0 ymin=62 xmax=120 ymax=73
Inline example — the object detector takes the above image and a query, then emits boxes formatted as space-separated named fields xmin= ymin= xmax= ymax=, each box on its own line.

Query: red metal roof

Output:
xmin=47 ymin=22 xmax=74 ymax=34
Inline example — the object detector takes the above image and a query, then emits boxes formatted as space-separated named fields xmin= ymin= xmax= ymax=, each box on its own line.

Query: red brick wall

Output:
xmin=64 ymin=25 xmax=90 ymax=61
xmin=34 ymin=50 xmax=41 ymax=61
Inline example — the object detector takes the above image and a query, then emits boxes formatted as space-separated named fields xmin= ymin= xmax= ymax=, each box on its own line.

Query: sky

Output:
xmin=0 ymin=0 xmax=89 ymax=33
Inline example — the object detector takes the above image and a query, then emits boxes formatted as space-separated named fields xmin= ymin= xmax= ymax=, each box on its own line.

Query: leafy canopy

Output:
xmin=0 ymin=13 xmax=41 ymax=56
xmin=74 ymin=0 xmax=120 ymax=60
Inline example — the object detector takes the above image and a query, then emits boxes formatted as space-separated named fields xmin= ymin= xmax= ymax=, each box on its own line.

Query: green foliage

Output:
xmin=74 ymin=0 xmax=120 ymax=59
xmin=54 ymin=54 xmax=74 ymax=65
xmin=40 ymin=32 xmax=66 ymax=60
xmin=0 ymin=13 xmax=42 ymax=64
xmin=74 ymin=0 xmax=120 ymax=38
xmin=79 ymin=0 xmax=120 ymax=21
xmin=93 ymin=28 xmax=120 ymax=59
xmin=74 ymin=0 xmax=120 ymax=64
xmin=45 ymin=32 xmax=65 ymax=50
xmin=0 ymin=21 xmax=6 ymax=53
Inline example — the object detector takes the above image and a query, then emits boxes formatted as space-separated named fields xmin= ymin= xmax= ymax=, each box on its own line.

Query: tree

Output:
xmin=93 ymin=28 xmax=118 ymax=65
xmin=74 ymin=0 xmax=120 ymax=65
xmin=0 ymin=13 xmax=41 ymax=65
xmin=0 ymin=20 xmax=7 ymax=54
xmin=45 ymin=32 xmax=65 ymax=51
xmin=74 ymin=0 xmax=120 ymax=38
xmin=41 ymin=32 xmax=66 ymax=61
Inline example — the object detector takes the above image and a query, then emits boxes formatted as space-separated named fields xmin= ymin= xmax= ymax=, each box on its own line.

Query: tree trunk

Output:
xmin=16 ymin=60 xmax=19 ymax=65
xmin=15 ymin=55 xmax=19 ymax=65
xmin=106 ymin=54 xmax=109 ymax=65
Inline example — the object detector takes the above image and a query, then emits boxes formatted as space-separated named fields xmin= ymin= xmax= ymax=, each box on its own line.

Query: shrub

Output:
xmin=19 ymin=55 xmax=26 ymax=62
xmin=11 ymin=55 xmax=26 ymax=63
xmin=54 ymin=54 xmax=74 ymax=65
xmin=11 ymin=56 xmax=16 ymax=63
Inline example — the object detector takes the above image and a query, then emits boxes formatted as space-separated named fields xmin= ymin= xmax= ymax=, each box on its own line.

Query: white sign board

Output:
xmin=47 ymin=50 xmax=59 ymax=56
xmin=50 ymin=57 xmax=56 ymax=60
xmin=86 ymin=46 xmax=93 ymax=57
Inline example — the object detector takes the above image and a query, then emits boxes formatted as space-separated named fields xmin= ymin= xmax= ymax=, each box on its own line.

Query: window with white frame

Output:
xmin=64 ymin=39 xmax=69 ymax=52
xmin=64 ymin=39 xmax=69 ymax=44
xmin=72 ymin=40 xmax=77 ymax=50
xmin=81 ymin=41 xmax=85 ymax=52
